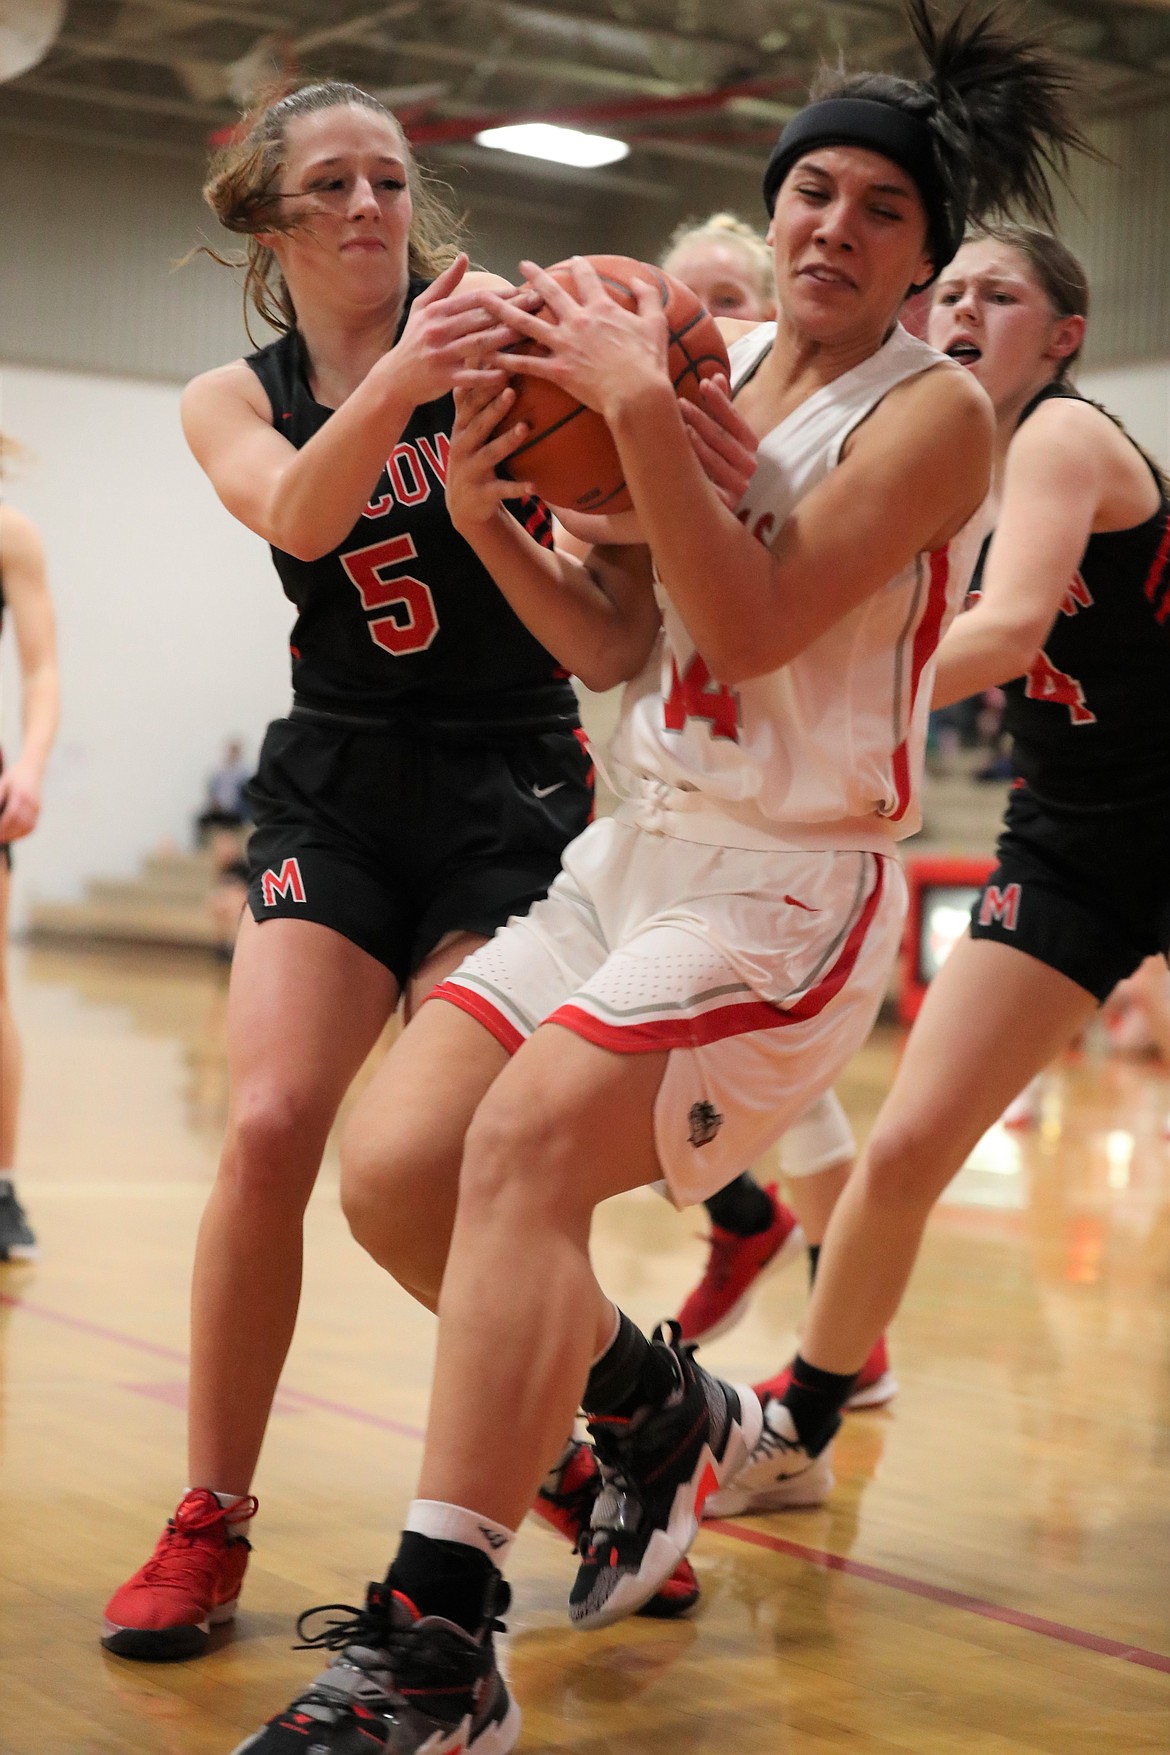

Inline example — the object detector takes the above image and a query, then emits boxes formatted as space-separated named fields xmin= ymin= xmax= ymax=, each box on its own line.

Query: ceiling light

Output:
xmin=474 ymin=122 xmax=630 ymax=169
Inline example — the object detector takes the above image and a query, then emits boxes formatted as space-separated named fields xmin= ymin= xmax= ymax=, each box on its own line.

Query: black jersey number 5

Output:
xmin=341 ymin=534 xmax=439 ymax=656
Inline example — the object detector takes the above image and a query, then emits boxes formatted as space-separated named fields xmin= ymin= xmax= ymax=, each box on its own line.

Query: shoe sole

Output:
xmin=703 ymin=1446 xmax=834 ymax=1519
xmin=477 ymin=1695 xmax=522 ymax=1754
xmin=845 ymin=1370 xmax=899 ymax=1411
xmin=0 ymin=1244 xmax=38 ymax=1261
xmin=531 ymin=1501 xmax=698 ymax=1618
xmin=684 ymin=1223 xmax=807 ymax=1347
xmin=572 ymin=1383 xmax=763 ymax=1629
xmin=101 ymin=1599 xmax=237 ymax=1661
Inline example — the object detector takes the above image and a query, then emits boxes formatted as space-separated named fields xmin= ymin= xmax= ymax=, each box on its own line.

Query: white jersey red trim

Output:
xmin=545 ymin=856 xmax=885 ymax=1053
xmin=608 ymin=322 xmax=986 ymax=851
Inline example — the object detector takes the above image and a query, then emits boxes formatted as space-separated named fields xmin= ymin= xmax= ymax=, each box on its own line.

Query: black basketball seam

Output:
xmin=503 ymin=399 xmax=591 ymax=468
xmin=503 ymin=259 xmax=723 ymax=498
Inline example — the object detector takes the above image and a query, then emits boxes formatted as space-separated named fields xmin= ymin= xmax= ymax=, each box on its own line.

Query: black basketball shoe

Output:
xmin=230 ymin=1575 xmax=519 ymax=1755
xmin=569 ymin=1322 xmax=762 ymax=1629
xmin=0 ymin=1178 xmax=37 ymax=1261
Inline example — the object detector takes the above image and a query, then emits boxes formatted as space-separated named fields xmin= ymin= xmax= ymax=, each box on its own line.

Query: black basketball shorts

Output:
xmin=243 ymin=711 xmax=593 ymax=987
xmin=969 ymin=782 xmax=1170 ymax=1002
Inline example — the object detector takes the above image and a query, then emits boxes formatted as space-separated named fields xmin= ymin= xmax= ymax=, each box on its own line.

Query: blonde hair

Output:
xmin=0 ymin=433 xmax=28 ymax=479
xmin=201 ymin=81 xmax=465 ymax=341
xmin=661 ymin=212 xmax=773 ymax=306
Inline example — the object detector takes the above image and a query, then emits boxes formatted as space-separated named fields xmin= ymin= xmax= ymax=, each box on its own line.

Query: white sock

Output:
xmin=197 ymin=1489 xmax=255 ymax=1540
xmin=406 ymin=1499 xmax=515 ymax=1568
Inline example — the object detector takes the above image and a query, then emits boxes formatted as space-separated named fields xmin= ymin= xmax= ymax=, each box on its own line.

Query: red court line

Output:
xmin=0 ymin=1290 xmax=426 ymax=1441
xmin=704 ymin=1523 xmax=1170 ymax=1673
xmin=5 ymin=1290 xmax=1169 ymax=1674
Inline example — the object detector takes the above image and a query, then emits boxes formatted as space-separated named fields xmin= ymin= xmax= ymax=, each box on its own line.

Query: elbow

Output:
xmin=702 ymin=635 xmax=786 ymax=687
xmin=575 ymin=652 xmax=639 ymax=694
xmin=276 ymin=526 xmax=334 ymax=564
xmin=993 ymin=624 xmax=1049 ymax=688
xmin=264 ymin=496 xmax=338 ymax=563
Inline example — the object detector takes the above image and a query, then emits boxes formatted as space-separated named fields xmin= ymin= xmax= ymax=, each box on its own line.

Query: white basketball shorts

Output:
xmin=433 ymin=817 xmax=906 ymax=1207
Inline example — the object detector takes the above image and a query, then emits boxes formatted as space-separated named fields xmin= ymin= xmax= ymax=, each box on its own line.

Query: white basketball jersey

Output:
xmin=609 ymin=321 xmax=986 ymax=852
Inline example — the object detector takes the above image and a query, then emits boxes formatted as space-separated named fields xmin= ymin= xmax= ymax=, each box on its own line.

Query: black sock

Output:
xmin=387 ymin=1531 xmax=496 ymax=1634
xmin=703 ymin=1172 xmax=774 ymax=1237
xmin=583 ymin=1309 xmax=676 ymax=1418
xmin=806 ymin=1243 xmax=821 ymax=1288
xmin=782 ymin=1352 xmax=857 ymax=1456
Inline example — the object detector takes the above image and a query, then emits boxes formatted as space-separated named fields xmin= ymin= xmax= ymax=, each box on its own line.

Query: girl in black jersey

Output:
xmin=101 ymin=80 xmax=629 ymax=1659
xmin=715 ymin=224 xmax=1170 ymax=1514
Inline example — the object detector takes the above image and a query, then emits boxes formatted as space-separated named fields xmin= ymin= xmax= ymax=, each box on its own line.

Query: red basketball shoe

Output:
xmin=674 ymin=1185 xmax=805 ymax=1345
xmin=531 ymin=1438 xmax=699 ymax=1618
xmin=754 ymin=1334 xmax=898 ymax=1413
xmin=102 ymin=1488 xmax=256 ymax=1659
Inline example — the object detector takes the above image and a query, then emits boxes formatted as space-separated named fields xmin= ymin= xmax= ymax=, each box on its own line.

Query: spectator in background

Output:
xmin=196 ymin=736 xmax=252 ymax=841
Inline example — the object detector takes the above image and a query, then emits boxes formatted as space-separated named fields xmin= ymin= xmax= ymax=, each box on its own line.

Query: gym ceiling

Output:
xmin=3 ymin=0 xmax=1170 ymax=205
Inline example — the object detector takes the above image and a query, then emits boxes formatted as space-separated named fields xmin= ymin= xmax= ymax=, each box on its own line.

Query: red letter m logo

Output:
xmin=261 ymin=857 xmax=306 ymax=907
xmin=978 ymin=882 xmax=1020 ymax=931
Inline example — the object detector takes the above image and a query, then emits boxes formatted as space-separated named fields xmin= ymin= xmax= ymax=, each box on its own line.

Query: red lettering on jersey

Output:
xmin=734 ymin=507 xmax=775 ymax=546
xmin=1025 ymin=650 xmax=1096 ymax=725
xmin=1058 ymin=571 xmax=1092 ymax=616
xmin=388 ymin=443 xmax=428 ymax=506
xmin=978 ymin=882 xmax=1021 ymax=931
xmin=363 ymin=487 xmax=393 ymax=519
xmin=341 ymin=534 xmax=439 ymax=655
xmin=663 ymin=653 xmax=740 ymax=742
xmin=261 ymin=858 xmax=306 ymax=907
xmin=418 ymin=432 xmax=452 ymax=484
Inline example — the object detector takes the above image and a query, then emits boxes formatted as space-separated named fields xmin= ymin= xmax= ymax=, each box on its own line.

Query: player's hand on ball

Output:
xmin=387 ymin=256 xmax=535 ymax=406
xmin=484 ymin=257 xmax=670 ymax=422
xmin=447 ymin=382 xmax=536 ymax=536
xmin=681 ymin=374 xmax=759 ymax=511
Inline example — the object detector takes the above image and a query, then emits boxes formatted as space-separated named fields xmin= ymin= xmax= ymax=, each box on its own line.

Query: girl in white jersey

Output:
xmin=710 ymin=223 xmax=1170 ymax=1519
xmin=658 ymin=214 xmax=887 ymax=1401
xmin=235 ymin=7 xmax=1086 ymax=1752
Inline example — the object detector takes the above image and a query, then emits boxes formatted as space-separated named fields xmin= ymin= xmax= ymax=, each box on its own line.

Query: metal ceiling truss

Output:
xmin=3 ymin=0 xmax=1169 ymax=193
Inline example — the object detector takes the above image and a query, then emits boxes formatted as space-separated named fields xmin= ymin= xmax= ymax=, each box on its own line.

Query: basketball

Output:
xmin=493 ymin=254 xmax=731 ymax=515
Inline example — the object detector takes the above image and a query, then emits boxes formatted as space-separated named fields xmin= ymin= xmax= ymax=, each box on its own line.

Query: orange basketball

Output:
xmin=493 ymin=254 xmax=731 ymax=515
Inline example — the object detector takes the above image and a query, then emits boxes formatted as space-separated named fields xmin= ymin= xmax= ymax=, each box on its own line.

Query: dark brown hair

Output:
xmin=809 ymin=0 xmax=1092 ymax=277
xmin=202 ymin=81 xmax=465 ymax=340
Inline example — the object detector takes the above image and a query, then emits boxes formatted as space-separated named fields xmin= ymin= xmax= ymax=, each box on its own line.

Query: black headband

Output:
xmin=762 ymin=97 xmax=965 ymax=283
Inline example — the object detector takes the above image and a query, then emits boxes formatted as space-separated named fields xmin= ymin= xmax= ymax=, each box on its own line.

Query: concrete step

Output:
xmin=27 ymin=898 xmax=225 ymax=950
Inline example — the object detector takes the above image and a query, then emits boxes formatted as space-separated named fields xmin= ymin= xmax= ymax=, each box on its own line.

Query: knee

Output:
xmin=459 ymin=1088 xmax=584 ymax=1229
xmin=860 ymin=1113 xmax=948 ymax=1212
xmin=221 ymin=1084 xmax=327 ymax=1210
xmin=338 ymin=1118 xmax=402 ymax=1248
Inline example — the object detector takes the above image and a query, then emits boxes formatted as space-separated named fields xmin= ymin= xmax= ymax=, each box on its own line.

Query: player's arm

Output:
xmin=447 ymin=383 xmax=660 ymax=692
xmin=0 ymin=506 xmax=59 ymax=842
xmin=539 ymin=372 xmax=759 ymax=549
xmin=930 ymin=401 xmax=1106 ymax=708
xmin=611 ymin=363 xmax=989 ymax=682
xmin=485 ymin=260 xmax=988 ymax=683
xmin=182 ymin=258 xmax=521 ymax=560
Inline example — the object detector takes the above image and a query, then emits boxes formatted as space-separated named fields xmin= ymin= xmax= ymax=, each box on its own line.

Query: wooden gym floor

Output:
xmin=1 ymin=940 xmax=1168 ymax=1754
